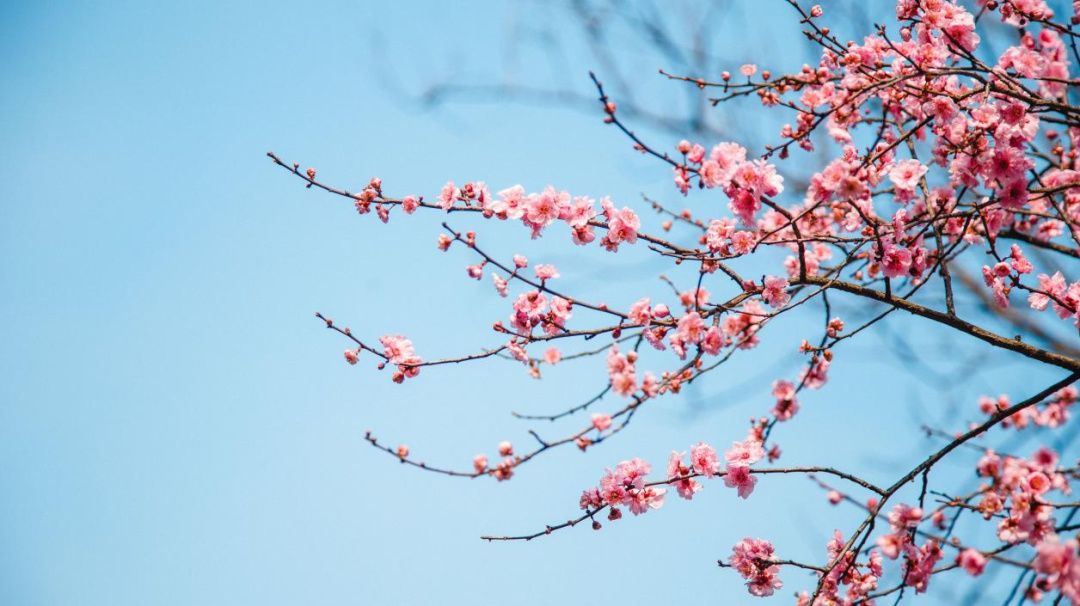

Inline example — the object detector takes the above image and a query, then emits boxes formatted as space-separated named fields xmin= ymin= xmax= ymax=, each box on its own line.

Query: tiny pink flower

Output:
xmin=667 ymin=451 xmax=702 ymax=500
xmin=438 ymin=181 xmax=457 ymax=210
xmin=534 ymin=264 xmax=560 ymax=280
xmin=957 ymin=549 xmax=987 ymax=576
xmin=591 ymin=413 xmax=613 ymax=431
xmin=491 ymin=273 xmax=509 ymax=297
xmin=629 ymin=297 xmax=652 ymax=326
xmin=472 ymin=454 xmax=488 ymax=473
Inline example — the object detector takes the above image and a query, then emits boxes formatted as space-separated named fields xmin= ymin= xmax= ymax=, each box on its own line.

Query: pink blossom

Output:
xmin=724 ymin=465 xmax=757 ymax=498
xmin=670 ymin=311 xmax=705 ymax=358
xmin=1029 ymin=471 xmax=1052 ymax=494
xmin=548 ymin=296 xmax=573 ymax=332
xmin=641 ymin=372 xmax=658 ymax=396
xmin=687 ymin=144 xmax=706 ymax=164
xmin=957 ymin=549 xmax=988 ymax=576
xmin=628 ymin=297 xmax=652 ymax=326
xmin=888 ymin=159 xmax=928 ymax=192
xmin=701 ymin=326 xmax=724 ymax=355
xmin=627 ymin=486 xmax=666 ymax=515
xmin=596 ymin=458 xmax=665 ymax=515
xmin=472 ymin=454 xmax=488 ymax=473
xmin=353 ymin=190 xmax=374 ymax=215
xmin=438 ymin=181 xmax=457 ymax=210
xmin=729 ymin=188 xmax=761 ymax=225
xmin=591 ymin=413 xmax=613 ymax=431
xmin=678 ymin=288 xmax=710 ymax=310
xmin=534 ymin=264 xmax=559 ymax=280
xmin=673 ymin=166 xmax=690 ymax=194
xmin=667 ymin=451 xmax=703 ymax=500
xmin=1028 ymin=272 xmax=1078 ymax=321
xmin=604 ymin=205 xmax=640 ymax=248
xmin=771 ymin=379 xmax=799 ymax=421
xmin=606 ymin=346 xmax=637 ymax=396
xmin=887 ymin=504 xmax=924 ymax=531
xmin=1010 ymin=244 xmax=1033 ymax=274
xmin=881 ymin=243 xmax=913 ymax=278
xmin=1034 ymin=535 xmax=1080 ymax=601
xmin=710 ymin=142 xmax=747 ymax=177
xmin=492 ymin=458 xmax=514 ymax=481
xmin=510 ymin=290 xmax=548 ymax=333
xmin=579 ymin=487 xmax=603 ymax=510
xmin=705 ymin=218 xmax=735 ymax=252
xmin=495 ymin=185 xmax=527 ymax=220
xmin=726 ymin=439 xmax=765 ymax=466
xmin=903 ymin=540 xmax=943 ymax=593
xmin=343 ymin=349 xmax=359 ymax=365
xmin=731 ymin=230 xmax=755 ymax=255
xmin=379 ymin=335 xmax=422 ymax=378
xmin=690 ymin=442 xmax=720 ymax=476
xmin=543 ymin=347 xmax=560 ymax=365
xmin=567 ymin=196 xmax=596 ymax=228
xmin=491 ymin=273 xmax=508 ymax=297
xmin=524 ymin=186 xmax=569 ymax=230
xmin=506 ymin=340 xmax=528 ymax=363
xmin=761 ymin=276 xmax=791 ymax=308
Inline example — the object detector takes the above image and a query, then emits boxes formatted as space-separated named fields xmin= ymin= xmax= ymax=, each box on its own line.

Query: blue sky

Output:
xmin=1 ymin=1 xmax=1071 ymax=604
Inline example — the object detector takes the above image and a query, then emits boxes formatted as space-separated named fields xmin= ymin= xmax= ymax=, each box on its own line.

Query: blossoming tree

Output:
xmin=271 ymin=0 xmax=1080 ymax=602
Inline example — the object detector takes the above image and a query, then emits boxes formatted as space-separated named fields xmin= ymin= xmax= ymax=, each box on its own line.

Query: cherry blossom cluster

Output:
xmin=730 ymin=537 xmax=785 ymax=597
xmin=981 ymin=384 xmax=1077 ymax=429
xmin=271 ymin=0 xmax=1080 ymax=601
xmin=436 ymin=180 xmax=643 ymax=250
xmin=576 ymin=437 xmax=772 ymax=526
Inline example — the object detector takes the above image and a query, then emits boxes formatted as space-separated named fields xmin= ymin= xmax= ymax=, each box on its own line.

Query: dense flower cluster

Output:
xmin=579 ymin=458 xmax=666 ymax=518
xmin=730 ymin=537 xmax=784 ymax=597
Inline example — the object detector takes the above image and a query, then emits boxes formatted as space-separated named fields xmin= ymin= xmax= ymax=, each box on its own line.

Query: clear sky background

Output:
xmin=1 ymin=1 xmax=1072 ymax=604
